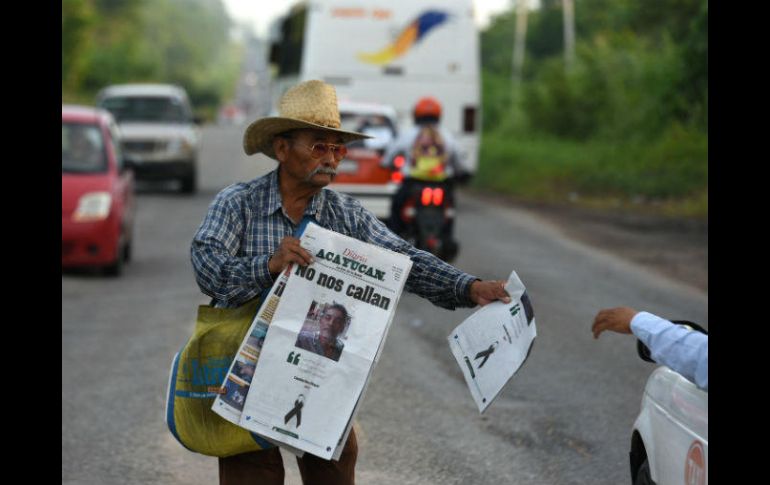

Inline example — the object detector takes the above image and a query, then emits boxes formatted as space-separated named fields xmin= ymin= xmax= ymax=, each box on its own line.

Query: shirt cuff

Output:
xmin=455 ymin=273 xmax=480 ymax=307
xmin=252 ymin=255 xmax=274 ymax=289
xmin=630 ymin=311 xmax=672 ymax=343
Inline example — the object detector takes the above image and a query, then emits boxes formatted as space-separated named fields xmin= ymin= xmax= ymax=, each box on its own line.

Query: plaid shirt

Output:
xmin=191 ymin=169 xmax=478 ymax=309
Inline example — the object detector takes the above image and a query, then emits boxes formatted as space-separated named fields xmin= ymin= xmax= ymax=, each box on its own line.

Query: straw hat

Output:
xmin=243 ymin=80 xmax=370 ymax=158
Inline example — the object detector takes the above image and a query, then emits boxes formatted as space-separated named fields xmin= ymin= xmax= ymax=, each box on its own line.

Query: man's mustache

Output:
xmin=305 ymin=166 xmax=337 ymax=181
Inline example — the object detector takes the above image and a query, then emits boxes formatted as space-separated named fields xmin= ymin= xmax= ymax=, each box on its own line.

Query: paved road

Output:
xmin=62 ymin=124 xmax=708 ymax=485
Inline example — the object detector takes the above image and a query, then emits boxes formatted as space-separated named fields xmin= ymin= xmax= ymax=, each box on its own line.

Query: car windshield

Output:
xmin=99 ymin=96 xmax=189 ymax=123
xmin=62 ymin=122 xmax=107 ymax=173
xmin=340 ymin=112 xmax=396 ymax=149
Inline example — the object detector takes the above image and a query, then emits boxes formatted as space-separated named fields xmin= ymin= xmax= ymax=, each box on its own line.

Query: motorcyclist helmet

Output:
xmin=413 ymin=97 xmax=442 ymax=123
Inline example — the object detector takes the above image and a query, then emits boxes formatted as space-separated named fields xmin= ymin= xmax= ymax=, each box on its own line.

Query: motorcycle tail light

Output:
xmin=391 ymin=171 xmax=404 ymax=183
xmin=421 ymin=188 xmax=433 ymax=206
xmin=432 ymin=188 xmax=444 ymax=206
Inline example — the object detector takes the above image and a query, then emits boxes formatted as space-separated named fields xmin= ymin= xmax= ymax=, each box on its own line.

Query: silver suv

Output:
xmin=96 ymin=84 xmax=201 ymax=193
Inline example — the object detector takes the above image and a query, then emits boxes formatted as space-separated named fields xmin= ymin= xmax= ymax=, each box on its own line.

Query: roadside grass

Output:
xmin=473 ymin=126 xmax=708 ymax=218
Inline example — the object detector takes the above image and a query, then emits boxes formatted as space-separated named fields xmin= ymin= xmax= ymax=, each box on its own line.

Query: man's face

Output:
xmin=276 ymin=129 xmax=346 ymax=189
xmin=319 ymin=307 xmax=346 ymax=342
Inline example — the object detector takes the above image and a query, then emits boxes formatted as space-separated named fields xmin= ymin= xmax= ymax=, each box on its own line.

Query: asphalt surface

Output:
xmin=62 ymin=123 xmax=708 ymax=485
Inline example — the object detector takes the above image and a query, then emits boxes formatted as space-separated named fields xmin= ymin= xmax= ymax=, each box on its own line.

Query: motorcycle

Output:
xmin=392 ymin=177 xmax=459 ymax=262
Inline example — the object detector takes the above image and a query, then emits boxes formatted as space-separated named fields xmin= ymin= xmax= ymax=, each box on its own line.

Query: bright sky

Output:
xmin=222 ymin=0 xmax=515 ymax=37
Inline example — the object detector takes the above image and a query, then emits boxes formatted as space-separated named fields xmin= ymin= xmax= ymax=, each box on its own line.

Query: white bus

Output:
xmin=267 ymin=0 xmax=480 ymax=175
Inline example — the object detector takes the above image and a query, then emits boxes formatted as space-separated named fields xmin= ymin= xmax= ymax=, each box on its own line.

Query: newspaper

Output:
xmin=235 ymin=222 xmax=413 ymax=460
xmin=448 ymin=270 xmax=537 ymax=413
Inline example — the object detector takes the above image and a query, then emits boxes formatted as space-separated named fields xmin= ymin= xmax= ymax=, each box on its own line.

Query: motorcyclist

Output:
xmin=382 ymin=96 xmax=466 ymax=237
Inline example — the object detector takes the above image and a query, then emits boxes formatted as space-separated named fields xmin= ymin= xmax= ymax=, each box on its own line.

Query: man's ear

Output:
xmin=273 ymin=136 xmax=290 ymax=162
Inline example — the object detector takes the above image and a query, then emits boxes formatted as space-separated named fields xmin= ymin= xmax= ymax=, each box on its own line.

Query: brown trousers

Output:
xmin=219 ymin=428 xmax=357 ymax=485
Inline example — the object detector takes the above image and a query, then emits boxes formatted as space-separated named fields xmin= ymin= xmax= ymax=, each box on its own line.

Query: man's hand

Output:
xmin=469 ymin=280 xmax=511 ymax=306
xmin=592 ymin=306 xmax=639 ymax=339
xmin=268 ymin=237 xmax=314 ymax=275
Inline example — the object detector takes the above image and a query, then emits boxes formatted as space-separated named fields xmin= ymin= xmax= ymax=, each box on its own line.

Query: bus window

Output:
xmin=463 ymin=106 xmax=477 ymax=133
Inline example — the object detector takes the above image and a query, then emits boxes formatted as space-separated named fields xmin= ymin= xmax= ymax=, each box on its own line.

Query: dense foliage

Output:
xmin=477 ymin=0 xmax=707 ymax=216
xmin=62 ymin=0 xmax=242 ymax=119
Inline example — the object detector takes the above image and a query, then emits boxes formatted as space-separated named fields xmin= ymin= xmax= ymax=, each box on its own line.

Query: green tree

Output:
xmin=475 ymin=0 xmax=707 ymax=216
xmin=62 ymin=0 xmax=97 ymax=99
xmin=62 ymin=0 xmax=239 ymax=119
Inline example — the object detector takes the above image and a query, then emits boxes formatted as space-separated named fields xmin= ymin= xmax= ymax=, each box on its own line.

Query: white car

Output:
xmin=630 ymin=323 xmax=708 ymax=485
xmin=96 ymin=84 xmax=202 ymax=193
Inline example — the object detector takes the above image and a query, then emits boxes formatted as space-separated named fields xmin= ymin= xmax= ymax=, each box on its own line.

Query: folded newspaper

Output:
xmin=211 ymin=263 xmax=299 ymax=451
xmin=447 ymin=270 xmax=536 ymax=413
xmin=213 ymin=221 xmax=413 ymax=460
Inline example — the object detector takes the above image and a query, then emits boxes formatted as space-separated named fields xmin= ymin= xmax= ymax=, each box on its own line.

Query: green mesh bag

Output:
xmin=165 ymin=297 xmax=274 ymax=457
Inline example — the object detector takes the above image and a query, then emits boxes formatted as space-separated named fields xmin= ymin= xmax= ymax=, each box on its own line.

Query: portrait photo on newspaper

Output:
xmin=295 ymin=300 xmax=352 ymax=362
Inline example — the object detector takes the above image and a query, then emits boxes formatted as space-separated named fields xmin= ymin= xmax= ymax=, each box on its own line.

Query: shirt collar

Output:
xmin=307 ymin=188 xmax=326 ymax=221
xmin=261 ymin=169 xmax=328 ymax=222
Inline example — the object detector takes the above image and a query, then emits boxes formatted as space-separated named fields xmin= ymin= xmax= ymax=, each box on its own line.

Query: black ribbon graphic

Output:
xmin=474 ymin=342 xmax=498 ymax=368
xmin=284 ymin=395 xmax=305 ymax=427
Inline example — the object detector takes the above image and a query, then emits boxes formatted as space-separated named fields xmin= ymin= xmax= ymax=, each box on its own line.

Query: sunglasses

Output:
xmin=289 ymin=139 xmax=348 ymax=161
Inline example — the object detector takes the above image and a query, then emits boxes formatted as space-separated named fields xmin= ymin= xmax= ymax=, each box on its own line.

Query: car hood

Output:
xmin=62 ymin=173 xmax=113 ymax=217
xmin=118 ymin=122 xmax=199 ymax=141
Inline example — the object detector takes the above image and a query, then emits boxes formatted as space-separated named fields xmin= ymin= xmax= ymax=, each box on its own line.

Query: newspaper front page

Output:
xmin=448 ymin=270 xmax=537 ymax=413
xmin=238 ymin=222 xmax=413 ymax=459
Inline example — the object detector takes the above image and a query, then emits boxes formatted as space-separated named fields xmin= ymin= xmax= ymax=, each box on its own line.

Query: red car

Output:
xmin=62 ymin=105 xmax=136 ymax=276
xmin=330 ymin=101 xmax=400 ymax=220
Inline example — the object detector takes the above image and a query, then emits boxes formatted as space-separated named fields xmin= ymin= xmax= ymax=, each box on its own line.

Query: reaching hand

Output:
xmin=592 ymin=306 xmax=639 ymax=339
xmin=469 ymin=280 xmax=511 ymax=306
xmin=268 ymin=237 xmax=315 ymax=275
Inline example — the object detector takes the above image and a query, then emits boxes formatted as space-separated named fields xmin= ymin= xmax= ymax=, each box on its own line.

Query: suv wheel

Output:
xmin=180 ymin=169 xmax=197 ymax=194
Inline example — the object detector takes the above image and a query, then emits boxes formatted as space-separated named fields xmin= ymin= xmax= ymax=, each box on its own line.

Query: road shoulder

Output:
xmin=462 ymin=189 xmax=708 ymax=294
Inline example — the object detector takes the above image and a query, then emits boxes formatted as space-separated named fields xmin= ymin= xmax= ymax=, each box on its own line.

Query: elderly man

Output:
xmin=191 ymin=80 xmax=512 ymax=485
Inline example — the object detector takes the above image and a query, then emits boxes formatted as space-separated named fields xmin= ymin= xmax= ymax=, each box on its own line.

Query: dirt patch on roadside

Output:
xmin=465 ymin=190 xmax=708 ymax=293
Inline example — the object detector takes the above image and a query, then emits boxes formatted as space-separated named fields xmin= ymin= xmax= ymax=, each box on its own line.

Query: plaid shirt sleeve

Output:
xmin=190 ymin=186 xmax=274 ymax=306
xmin=350 ymin=202 xmax=478 ymax=310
